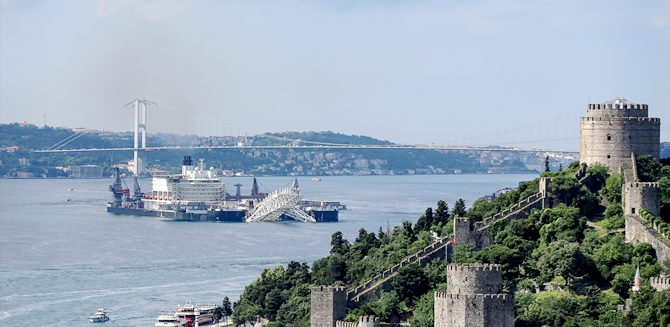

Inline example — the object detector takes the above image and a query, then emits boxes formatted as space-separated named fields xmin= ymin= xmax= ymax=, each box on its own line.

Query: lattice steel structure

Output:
xmin=247 ymin=178 xmax=316 ymax=222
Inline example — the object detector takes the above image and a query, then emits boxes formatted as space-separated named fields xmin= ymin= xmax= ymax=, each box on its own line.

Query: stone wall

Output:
xmin=335 ymin=321 xmax=357 ymax=327
xmin=650 ymin=277 xmax=670 ymax=291
xmin=454 ymin=218 xmax=491 ymax=249
xmin=579 ymin=102 xmax=660 ymax=171
xmin=357 ymin=316 xmax=380 ymax=327
xmin=625 ymin=214 xmax=670 ymax=262
xmin=434 ymin=264 xmax=514 ymax=327
xmin=311 ymin=286 xmax=348 ymax=327
xmin=624 ymin=182 xmax=661 ymax=216
xmin=347 ymin=236 xmax=453 ymax=305
xmin=478 ymin=192 xmax=545 ymax=228
xmin=446 ymin=264 xmax=502 ymax=295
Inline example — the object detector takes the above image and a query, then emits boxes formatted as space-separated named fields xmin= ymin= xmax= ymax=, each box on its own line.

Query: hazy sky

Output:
xmin=1 ymin=0 xmax=669 ymax=150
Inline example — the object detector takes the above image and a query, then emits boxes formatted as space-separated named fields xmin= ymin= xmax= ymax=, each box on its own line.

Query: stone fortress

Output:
xmin=580 ymin=98 xmax=660 ymax=170
xmin=434 ymin=264 xmax=514 ymax=327
xmin=579 ymin=97 xmax=668 ymax=261
xmin=309 ymin=97 xmax=666 ymax=327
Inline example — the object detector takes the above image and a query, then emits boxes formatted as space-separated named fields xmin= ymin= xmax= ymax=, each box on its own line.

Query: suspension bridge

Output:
xmin=34 ymin=98 xmax=582 ymax=174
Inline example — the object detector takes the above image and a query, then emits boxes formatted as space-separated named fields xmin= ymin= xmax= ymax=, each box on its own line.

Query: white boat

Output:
xmin=155 ymin=311 xmax=186 ymax=327
xmin=175 ymin=298 xmax=217 ymax=327
xmin=89 ymin=308 xmax=109 ymax=323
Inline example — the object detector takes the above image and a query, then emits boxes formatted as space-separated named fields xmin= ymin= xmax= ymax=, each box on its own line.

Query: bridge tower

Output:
xmin=126 ymin=98 xmax=156 ymax=175
xmin=580 ymin=97 xmax=660 ymax=171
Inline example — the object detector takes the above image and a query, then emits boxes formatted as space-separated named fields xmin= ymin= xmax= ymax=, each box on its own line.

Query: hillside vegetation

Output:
xmin=226 ymin=160 xmax=670 ymax=327
xmin=1 ymin=124 xmax=535 ymax=177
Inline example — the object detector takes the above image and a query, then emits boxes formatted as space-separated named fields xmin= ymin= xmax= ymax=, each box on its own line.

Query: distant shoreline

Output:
xmin=1 ymin=172 xmax=539 ymax=180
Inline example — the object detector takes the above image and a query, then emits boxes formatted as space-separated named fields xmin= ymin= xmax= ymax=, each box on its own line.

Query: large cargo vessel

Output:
xmin=106 ymin=156 xmax=339 ymax=222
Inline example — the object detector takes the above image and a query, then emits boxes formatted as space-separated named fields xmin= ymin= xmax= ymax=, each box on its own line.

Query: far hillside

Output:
xmin=252 ymin=131 xmax=394 ymax=146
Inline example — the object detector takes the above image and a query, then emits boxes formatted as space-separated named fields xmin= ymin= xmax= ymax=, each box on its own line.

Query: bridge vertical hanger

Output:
xmin=126 ymin=98 xmax=156 ymax=176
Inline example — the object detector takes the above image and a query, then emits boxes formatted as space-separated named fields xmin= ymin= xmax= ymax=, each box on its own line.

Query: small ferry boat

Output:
xmin=155 ymin=311 xmax=186 ymax=327
xmin=89 ymin=308 xmax=109 ymax=323
xmin=175 ymin=298 xmax=217 ymax=327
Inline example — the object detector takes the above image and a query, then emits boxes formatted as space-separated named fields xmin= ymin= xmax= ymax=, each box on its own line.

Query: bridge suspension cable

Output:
xmin=437 ymin=110 xmax=581 ymax=147
xmin=47 ymin=104 xmax=130 ymax=150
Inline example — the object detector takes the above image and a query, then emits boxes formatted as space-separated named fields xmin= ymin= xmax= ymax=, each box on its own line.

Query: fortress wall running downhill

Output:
xmin=625 ymin=214 xmax=670 ymax=262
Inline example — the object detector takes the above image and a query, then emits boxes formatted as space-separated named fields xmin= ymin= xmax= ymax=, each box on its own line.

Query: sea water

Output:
xmin=0 ymin=174 xmax=534 ymax=326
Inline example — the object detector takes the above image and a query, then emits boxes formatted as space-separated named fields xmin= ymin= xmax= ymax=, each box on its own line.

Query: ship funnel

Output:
xmin=182 ymin=156 xmax=193 ymax=166
xmin=292 ymin=178 xmax=299 ymax=189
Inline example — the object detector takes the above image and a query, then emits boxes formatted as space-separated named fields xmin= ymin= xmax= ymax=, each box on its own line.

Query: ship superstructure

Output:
xmin=107 ymin=156 xmax=245 ymax=222
xmin=107 ymin=155 xmax=340 ymax=222
xmin=143 ymin=156 xmax=227 ymax=214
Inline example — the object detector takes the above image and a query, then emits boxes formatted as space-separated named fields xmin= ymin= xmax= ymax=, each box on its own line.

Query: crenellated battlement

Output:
xmin=447 ymin=263 xmax=502 ymax=271
xmin=434 ymin=292 xmax=511 ymax=300
xmin=580 ymin=116 xmax=661 ymax=123
xmin=627 ymin=182 xmax=660 ymax=189
xmin=335 ymin=321 xmax=357 ymax=327
xmin=312 ymin=285 xmax=348 ymax=327
xmin=446 ymin=263 xmax=503 ymax=295
xmin=359 ymin=316 xmax=380 ymax=323
xmin=580 ymin=98 xmax=660 ymax=170
xmin=588 ymin=103 xmax=648 ymax=110
xmin=650 ymin=277 xmax=670 ymax=291
xmin=312 ymin=285 xmax=347 ymax=293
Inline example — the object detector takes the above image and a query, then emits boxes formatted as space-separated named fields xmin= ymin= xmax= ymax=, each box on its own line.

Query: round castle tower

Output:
xmin=580 ymin=97 xmax=660 ymax=170
xmin=435 ymin=264 xmax=514 ymax=327
xmin=446 ymin=263 xmax=503 ymax=295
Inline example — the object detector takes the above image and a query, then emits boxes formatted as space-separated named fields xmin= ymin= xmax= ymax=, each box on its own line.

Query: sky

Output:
xmin=1 ymin=0 xmax=669 ymax=150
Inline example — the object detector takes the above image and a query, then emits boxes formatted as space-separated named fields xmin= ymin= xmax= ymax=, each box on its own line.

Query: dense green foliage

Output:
xmin=636 ymin=155 xmax=670 ymax=218
xmin=227 ymin=162 xmax=670 ymax=327
xmin=253 ymin=132 xmax=394 ymax=146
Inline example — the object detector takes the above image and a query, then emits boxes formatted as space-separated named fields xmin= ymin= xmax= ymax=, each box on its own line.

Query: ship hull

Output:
xmin=309 ymin=209 xmax=339 ymax=222
xmin=106 ymin=206 xmax=246 ymax=222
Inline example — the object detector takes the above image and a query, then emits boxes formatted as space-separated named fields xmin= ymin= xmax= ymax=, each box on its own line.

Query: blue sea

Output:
xmin=0 ymin=174 xmax=534 ymax=326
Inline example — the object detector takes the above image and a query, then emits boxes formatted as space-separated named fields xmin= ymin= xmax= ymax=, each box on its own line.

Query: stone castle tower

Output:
xmin=311 ymin=286 xmax=347 ymax=327
xmin=579 ymin=97 xmax=660 ymax=170
xmin=434 ymin=264 xmax=514 ymax=327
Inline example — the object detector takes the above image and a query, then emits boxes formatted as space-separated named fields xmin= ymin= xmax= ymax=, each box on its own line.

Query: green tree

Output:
xmin=232 ymin=302 xmax=262 ymax=326
xmin=452 ymin=243 xmax=476 ymax=263
xmin=330 ymin=231 xmax=350 ymax=255
xmin=408 ymin=292 xmax=434 ymax=327
xmin=586 ymin=162 xmax=609 ymax=189
xmin=536 ymin=240 xmax=583 ymax=285
xmin=415 ymin=208 xmax=434 ymax=233
xmin=637 ymin=154 xmax=661 ymax=182
xmin=545 ymin=156 xmax=550 ymax=172
xmin=311 ymin=254 xmax=347 ymax=285
xmin=216 ymin=296 xmax=232 ymax=321
xmin=602 ymin=173 xmax=623 ymax=204
xmin=391 ymin=263 xmax=430 ymax=307
xmin=433 ymin=200 xmax=450 ymax=226
xmin=604 ymin=203 xmax=625 ymax=230
xmin=401 ymin=220 xmax=417 ymax=243
xmin=452 ymin=199 xmax=466 ymax=217
xmin=369 ymin=292 xmax=401 ymax=322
